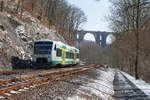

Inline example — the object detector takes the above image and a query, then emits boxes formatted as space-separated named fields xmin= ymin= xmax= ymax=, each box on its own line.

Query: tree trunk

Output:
xmin=135 ymin=0 xmax=140 ymax=79
xmin=20 ymin=0 xmax=24 ymax=18
xmin=135 ymin=30 xmax=140 ymax=79
xmin=31 ymin=2 xmax=34 ymax=11
xmin=16 ymin=0 xmax=20 ymax=11
xmin=0 ymin=1 xmax=4 ymax=12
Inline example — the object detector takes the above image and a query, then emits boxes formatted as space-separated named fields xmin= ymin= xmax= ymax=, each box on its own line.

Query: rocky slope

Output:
xmin=0 ymin=7 xmax=66 ymax=70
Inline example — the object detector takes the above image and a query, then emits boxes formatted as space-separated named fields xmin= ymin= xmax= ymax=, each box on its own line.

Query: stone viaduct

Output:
xmin=74 ymin=30 xmax=110 ymax=48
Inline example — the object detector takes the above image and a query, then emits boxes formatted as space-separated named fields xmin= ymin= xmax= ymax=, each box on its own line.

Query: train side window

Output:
xmin=56 ymin=49 xmax=62 ymax=57
xmin=69 ymin=52 xmax=71 ymax=59
xmin=71 ymin=53 xmax=74 ymax=59
xmin=73 ymin=53 xmax=74 ymax=59
xmin=76 ymin=54 xmax=77 ymax=58
xmin=66 ymin=52 xmax=68 ymax=58
xmin=66 ymin=52 xmax=69 ymax=59
xmin=54 ymin=45 xmax=56 ymax=50
xmin=77 ymin=53 xmax=79 ymax=58
xmin=68 ymin=52 xmax=70 ymax=59
xmin=70 ymin=53 xmax=72 ymax=59
xmin=73 ymin=53 xmax=75 ymax=59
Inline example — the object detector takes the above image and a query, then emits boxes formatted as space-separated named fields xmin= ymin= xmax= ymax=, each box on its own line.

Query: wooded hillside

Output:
xmin=1 ymin=0 xmax=87 ymax=45
xmin=109 ymin=0 xmax=150 ymax=82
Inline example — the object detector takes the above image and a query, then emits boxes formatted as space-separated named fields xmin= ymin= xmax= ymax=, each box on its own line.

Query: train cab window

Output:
xmin=56 ymin=49 xmax=62 ymax=57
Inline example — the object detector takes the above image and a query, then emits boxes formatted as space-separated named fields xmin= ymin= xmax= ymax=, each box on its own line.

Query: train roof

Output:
xmin=34 ymin=40 xmax=79 ymax=51
xmin=34 ymin=40 xmax=54 ymax=42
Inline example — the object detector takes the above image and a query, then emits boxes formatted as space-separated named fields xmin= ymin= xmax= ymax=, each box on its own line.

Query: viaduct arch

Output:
xmin=75 ymin=30 xmax=111 ymax=48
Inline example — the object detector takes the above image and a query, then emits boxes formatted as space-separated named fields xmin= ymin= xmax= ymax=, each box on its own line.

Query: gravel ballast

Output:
xmin=7 ymin=67 xmax=115 ymax=100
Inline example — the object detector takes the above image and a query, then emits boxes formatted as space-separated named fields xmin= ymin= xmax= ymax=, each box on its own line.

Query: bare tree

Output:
xmin=41 ymin=0 xmax=87 ymax=43
xmin=15 ymin=0 xmax=87 ymax=44
xmin=109 ymin=0 xmax=150 ymax=79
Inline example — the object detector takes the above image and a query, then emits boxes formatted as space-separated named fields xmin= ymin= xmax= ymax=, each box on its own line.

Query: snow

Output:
xmin=30 ymin=85 xmax=36 ymax=88
xmin=10 ymin=90 xmax=20 ymax=94
xmin=7 ymin=14 xmax=11 ymax=18
xmin=67 ymin=95 xmax=86 ymax=100
xmin=122 ymin=71 xmax=150 ymax=98
xmin=4 ymin=93 xmax=11 ymax=96
xmin=0 ymin=42 xmax=3 ymax=48
xmin=15 ymin=25 xmax=26 ymax=38
xmin=18 ymin=89 xmax=26 ymax=92
xmin=67 ymin=68 xmax=115 ymax=100
xmin=0 ymin=96 xmax=5 ymax=99
xmin=23 ymin=87 xmax=29 ymax=90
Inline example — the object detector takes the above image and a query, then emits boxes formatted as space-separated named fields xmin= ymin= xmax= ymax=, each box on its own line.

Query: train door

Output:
xmin=62 ymin=46 xmax=66 ymax=65
xmin=74 ymin=50 xmax=77 ymax=64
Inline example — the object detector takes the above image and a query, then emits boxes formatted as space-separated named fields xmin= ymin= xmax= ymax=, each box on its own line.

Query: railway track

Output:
xmin=113 ymin=71 xmax=150 ymax=100
xmin=0 ymin=64 xmax=88 ymax=76
xmin=0 ymin=64 xmax=100 ymax=99
xmin=0 ymin=69 xmax=42 ymax=76
xmin=0 ymin=65 xmax=88 ymax=81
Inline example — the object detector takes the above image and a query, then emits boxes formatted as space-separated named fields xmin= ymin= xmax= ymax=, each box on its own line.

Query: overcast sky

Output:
xmin=67 ymin=0 xmax=112 ymax=32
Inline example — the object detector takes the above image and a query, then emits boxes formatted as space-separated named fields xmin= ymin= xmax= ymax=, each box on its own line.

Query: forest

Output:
xmin=1 ymin=0 xmax=87 ymax=44
xmin=109 ymin=0 xmax=150 ymax=81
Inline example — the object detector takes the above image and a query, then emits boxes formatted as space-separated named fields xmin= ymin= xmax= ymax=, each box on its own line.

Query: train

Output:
xmin=32 ymin=40 xmax=80 ymax=68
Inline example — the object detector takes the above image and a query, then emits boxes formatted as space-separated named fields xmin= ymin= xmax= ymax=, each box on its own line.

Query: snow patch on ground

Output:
xmin=67 ymin=68 xmax=115 ymax=100
xmin=67 ymin=95 xmax=86 ymax=100
xmin=0 ymin=96 xmax=5 ymax=99
xmin=15 ymin=25 xmax=26 ymax=38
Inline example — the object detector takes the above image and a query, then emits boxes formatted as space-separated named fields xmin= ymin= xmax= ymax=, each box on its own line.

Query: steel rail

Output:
xmin=0 ymin=65 xmax=99 ymax=95
xmin=0 ymin=65 xmax=96 ymax=85
xmin=0 ymin=69 xmax=42 ymax=75
xmin=0 ymin=66 xmax=95 ymax=85
xmin=0 ymin=68 xmax=80 ymax=85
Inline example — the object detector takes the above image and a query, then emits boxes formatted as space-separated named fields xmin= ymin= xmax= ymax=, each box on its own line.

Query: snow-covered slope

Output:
xmin=122 ymin=71 xmax=150 ymax=98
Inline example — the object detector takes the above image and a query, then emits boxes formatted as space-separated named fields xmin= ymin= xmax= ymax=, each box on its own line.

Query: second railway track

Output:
xmin=113 ymin=71 xmax=150 ymax=100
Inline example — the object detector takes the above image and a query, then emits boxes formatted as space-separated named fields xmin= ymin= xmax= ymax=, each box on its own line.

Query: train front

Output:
xmin=32 ymin=40 xmax=53 ymax=67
